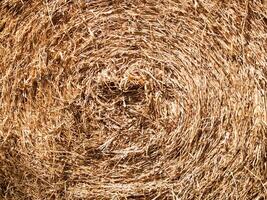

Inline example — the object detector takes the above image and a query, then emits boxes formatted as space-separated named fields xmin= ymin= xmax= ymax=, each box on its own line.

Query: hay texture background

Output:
xmin=0 ymin=0 xmax=267 ymax=199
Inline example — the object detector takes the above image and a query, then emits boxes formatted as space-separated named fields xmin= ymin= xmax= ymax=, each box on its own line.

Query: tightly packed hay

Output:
xmin=0 ymin=0 xmax=267 ymax=199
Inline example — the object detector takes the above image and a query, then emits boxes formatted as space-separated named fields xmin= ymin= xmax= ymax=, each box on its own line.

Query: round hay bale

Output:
xmin=0 ymin=0 xmax=267 ymax=199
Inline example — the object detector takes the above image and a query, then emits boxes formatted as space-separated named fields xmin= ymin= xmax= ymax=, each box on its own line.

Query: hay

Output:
xmin=0 ymin=0 xmax=267 ymax=199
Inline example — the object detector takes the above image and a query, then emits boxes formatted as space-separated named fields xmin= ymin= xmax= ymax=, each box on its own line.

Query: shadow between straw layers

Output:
xmin=0 ymin=0 xmax=267 ymax=199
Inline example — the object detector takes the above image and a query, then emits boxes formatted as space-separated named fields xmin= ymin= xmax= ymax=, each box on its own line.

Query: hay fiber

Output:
xmin=0 ymin=0 xmax=267 ymax=199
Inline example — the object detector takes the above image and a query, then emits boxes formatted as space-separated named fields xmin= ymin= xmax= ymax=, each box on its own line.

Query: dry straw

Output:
xmin=0 ymin=0 xmax=267 ymax=199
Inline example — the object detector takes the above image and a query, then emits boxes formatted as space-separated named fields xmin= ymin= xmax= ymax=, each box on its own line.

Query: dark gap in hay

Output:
xmin=14 ymin=88 xmax=27 ymax=104
xmin=85 ymin=147 xmax=103 ymax=160
xmin=146 ymin=144 xmax=162 ymax=159
xmin=31 ymin=80 xmax=38 ymax=100
xmin=3 ymin=2 xmax=24 ymax=16
xmin=0 ymin=21 xmax=5 ymax=33
xmin=51 ymin=11 xmax=70 ymax=26
xmin=97 ymin=81 xmax=145 ymax=105
xmin=0 ymin=179 xmax=8 ymax=198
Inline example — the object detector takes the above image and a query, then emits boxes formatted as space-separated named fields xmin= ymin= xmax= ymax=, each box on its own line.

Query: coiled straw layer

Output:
xmin=0 ymin=0 xmax=267 ymax=199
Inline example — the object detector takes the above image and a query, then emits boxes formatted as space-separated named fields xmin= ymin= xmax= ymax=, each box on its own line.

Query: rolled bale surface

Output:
xmin=0 ymin=0 xmax=267 ymax=199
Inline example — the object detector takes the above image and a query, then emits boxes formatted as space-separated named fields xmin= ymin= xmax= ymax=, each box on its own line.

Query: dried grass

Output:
xmin=0 ymin=0 xmax=267 ymax=199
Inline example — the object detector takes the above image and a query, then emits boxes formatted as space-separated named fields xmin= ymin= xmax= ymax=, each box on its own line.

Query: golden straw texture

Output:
xmin=0 ymin=0 xmax=267 ymax=199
